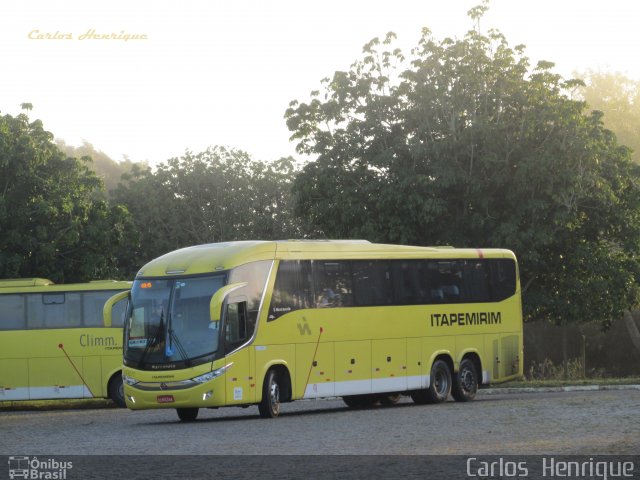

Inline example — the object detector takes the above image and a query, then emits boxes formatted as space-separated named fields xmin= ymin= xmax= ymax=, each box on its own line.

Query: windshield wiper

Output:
xmin=165 ymin=307 xmax=192 ymax=367
xmin=138 ymin=310 xmax=164 ymax=368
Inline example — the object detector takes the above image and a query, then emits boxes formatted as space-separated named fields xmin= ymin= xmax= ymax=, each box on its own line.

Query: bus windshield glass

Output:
xmin=124 ymin=274 xmax=226 ymax=367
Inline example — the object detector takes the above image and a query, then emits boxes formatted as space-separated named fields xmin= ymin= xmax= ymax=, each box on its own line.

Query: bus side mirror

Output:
xmin=103 ymin=291 xmax=130 ymax=327
xmin=210 ymin=282 xmax=248 ymax=324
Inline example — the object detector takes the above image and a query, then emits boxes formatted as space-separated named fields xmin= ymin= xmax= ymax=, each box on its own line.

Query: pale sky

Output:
xmin=2 ymin=0 xmax=639 ymax=166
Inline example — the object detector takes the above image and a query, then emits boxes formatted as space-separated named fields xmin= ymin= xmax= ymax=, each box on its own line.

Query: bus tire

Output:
xmin=108 ymin=372 xmax=126 ymax=408
xmin=258 ymin=369 xmax=281 ymax=418
xmin=452 ymin=358 xmax=478 ymax=402
xmin=176 ymin=408 xmax=199 ymax=422
xmin=411 ymin=359 xmax=452 ymax=404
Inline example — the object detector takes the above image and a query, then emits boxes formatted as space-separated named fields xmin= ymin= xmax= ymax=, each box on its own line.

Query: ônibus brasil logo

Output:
xmin=8 ymin=457 xmax=72 ymax=479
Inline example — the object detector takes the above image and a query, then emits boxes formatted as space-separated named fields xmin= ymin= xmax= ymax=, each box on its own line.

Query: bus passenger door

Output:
xmin=223 ymin=300 xmax=255 ymax=405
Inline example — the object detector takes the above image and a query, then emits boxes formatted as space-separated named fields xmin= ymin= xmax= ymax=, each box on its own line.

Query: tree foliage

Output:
xmin=56 ymin=139 xmax=139 ymax=192
xmin=576 ymin=70 xmax=640 ymax=163
xmin=112 ymin=147 xmax=301 ymax=275
xmin=285 ymin=6 xmax=640 ymax=326
xmin=1 ymin=108 xmax=301 ymax=281
xmin=0 ymin=108 xmax=135 ymax=282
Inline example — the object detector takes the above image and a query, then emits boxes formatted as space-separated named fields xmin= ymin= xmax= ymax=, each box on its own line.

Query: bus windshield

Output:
xmin=124 ymin=274 xmax=226 ymax=368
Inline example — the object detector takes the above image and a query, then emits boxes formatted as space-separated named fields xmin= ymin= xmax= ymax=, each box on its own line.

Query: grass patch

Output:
xmin=494 ymin=377 xmax=640 ymax=389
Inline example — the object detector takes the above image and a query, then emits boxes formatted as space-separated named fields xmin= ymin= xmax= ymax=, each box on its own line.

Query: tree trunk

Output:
xmin=623 ymin=310 xmax=640 ymax=353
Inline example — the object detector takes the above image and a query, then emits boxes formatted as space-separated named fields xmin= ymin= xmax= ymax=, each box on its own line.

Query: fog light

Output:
xmin=202 ymin=390 xmax=213 ymax=401
xmin=127 ymin=395 xmax=136 ymax=404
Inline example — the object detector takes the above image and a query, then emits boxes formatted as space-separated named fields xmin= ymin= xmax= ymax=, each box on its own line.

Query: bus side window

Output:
xmin=228 ymin=260 xmax=272 ymax=331
xmin=225 ymin=301 xmax=248 ymax=353
xmin=0 ymin=294 xmax=26 ymax=330
xmin=313 ymin=261 xmax=353 ymax=308
xmin=391 ymin=261 xmax=422 ymax=305
xmin=462 ymin=260 xmax=491 ymax=303
xmin=82 ymin=292 xmax=102 ymax=327
xmin=269 ymin=260 xmax=313 ymax=320
xmin=489 ymin=259 xmax=517 ymax=301
xmin=353 ymin=261 xmax=392 ymax=306
xmin=81 ymin=291 xmax=127 ymax=327
xmin=27 ymin=293 xmax=81 ymax=329
xmin=428 ymin=261 xmax=461 ymax=303
xmin=111 ymin=297 xmax=127 ymax=328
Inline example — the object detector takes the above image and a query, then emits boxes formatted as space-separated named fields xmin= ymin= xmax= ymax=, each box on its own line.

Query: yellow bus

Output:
xmin=105 ymin=241 xmax=522 ymax=421
xmin=0 ymin=278 xmax=131 ymax=406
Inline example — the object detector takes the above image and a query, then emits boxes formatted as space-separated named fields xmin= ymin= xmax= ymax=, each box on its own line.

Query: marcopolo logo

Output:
xmin=8 ymin=457 xmax=72 ymax=479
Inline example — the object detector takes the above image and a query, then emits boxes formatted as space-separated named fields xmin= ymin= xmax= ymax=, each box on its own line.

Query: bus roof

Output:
xmin=0 ymin=278 xmax=54 ymax=288
xmin=136 ymin=240 xmax=517 ymax=277
xmin=0 ymin=279 xmax=132 ymax=293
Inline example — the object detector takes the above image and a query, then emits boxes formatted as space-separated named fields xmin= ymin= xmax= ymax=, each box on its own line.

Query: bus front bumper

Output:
xmin=123 ymin=375 xmax=227 ymax=410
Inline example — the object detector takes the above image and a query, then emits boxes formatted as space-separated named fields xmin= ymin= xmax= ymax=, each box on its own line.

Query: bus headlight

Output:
xmin=191 ymin=363 xmax=233 ymax=384
xmin=122 ymin=373 xmax=139 ymax=386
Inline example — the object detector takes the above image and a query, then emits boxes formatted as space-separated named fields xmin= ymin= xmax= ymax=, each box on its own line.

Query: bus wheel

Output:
xmin=108 ymin=372 xmax=126 ymax=408
xmin=452 ymin=358 xmax=478 ymax=402
xmin=411 ymin=359 xmax=452 ymax=404
xmin=380 ymin=393 xmax=401 ymax=406
xmin=176 ymin=408 xmax=199 ymax=422
xmin=258 ymin=369 xmax=281 ymax=418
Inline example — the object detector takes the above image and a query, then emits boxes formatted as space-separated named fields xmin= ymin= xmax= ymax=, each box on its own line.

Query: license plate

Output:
xmin=157 ymin=395 xmax=175 ymax=403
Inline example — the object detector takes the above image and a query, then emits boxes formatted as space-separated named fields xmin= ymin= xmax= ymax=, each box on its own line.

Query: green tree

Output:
xmin=0 ymin=107 xmax=135 ymax=282
xmin=578 ymin=72 xmax=640 ymax=351
xmin=576 ymin=71 xmax=640 ymax=163
xmin=285 ymin=5 xmax=640 ymax=327
xmin=56 ymin=139 xmax=138 ymax=192
xmin=113 ymin=147 xmax=301 ymax=274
